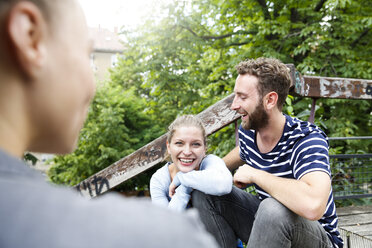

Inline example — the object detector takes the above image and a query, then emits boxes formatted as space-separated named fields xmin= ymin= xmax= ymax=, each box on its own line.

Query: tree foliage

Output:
xmin=111 ymin=0 xmax=371 ymax=156
xmin=48 ymin=82 xmax=163 ymax=189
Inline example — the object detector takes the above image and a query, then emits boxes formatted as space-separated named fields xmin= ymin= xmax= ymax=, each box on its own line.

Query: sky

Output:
xmin=78 ymin=0 xmax=170 ymax=31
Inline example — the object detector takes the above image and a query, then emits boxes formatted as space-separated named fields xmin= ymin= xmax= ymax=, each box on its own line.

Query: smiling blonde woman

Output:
xmin=150 ymin=115 xmax=233 ymax=212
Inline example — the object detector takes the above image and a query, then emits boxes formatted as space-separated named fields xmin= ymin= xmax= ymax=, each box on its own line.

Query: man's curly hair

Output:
xmin=236 ymin=58 xmax=291 ymax=110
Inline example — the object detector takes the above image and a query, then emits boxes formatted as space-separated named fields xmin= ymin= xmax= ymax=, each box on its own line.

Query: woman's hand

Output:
xmin=169 ymin=182 xmax=177 ymax=198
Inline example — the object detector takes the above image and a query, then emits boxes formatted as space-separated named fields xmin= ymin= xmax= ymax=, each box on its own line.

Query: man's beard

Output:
xmin=241 ymin=99 xmax=269 ymax=131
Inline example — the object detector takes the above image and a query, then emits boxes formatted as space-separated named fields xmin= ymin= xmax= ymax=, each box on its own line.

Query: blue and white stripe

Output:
xmin=239 ymin=114 xmax=343 ymax=248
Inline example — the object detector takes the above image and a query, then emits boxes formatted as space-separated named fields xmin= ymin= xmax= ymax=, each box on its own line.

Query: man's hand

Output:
xmin=233 ymin=164 xmax=256 ymax=188
xmin=169 ymin=182 xmax=177 ymax=198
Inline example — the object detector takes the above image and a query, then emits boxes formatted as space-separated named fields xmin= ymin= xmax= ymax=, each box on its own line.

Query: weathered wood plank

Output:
xmin=338 ymin=213 xmax=372 ymax=227
xmin=338 ymin=205 xmax=372 ymax=245
xmin=341 ymin=223 xmax=372 ymax=236
xmin=75 ymin=94 xmax=240 ymax=197
xmin=294 ymin=75 xmax=372 ymax=99
xmin=337 ymin=205 xmax=372 ymax=216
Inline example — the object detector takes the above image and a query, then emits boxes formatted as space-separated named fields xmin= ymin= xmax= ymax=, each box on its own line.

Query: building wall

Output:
xmin=91 ymin=51 xmax=119 ymax=82
xmin=89 ymin=26 xmax=124 ymax=82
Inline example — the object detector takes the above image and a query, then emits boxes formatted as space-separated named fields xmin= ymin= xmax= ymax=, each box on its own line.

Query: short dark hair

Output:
xmin=0 ymin=0 xmax=71 ymax=26
xmin=235 ymin=58 xmax=291 ymax=110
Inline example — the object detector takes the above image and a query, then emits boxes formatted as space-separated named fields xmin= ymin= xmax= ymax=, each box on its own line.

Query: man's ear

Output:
xmin=263 ymin=91 xmax=278 ymax=110
xmin=7 ymin=2 xmax=47 ymax=79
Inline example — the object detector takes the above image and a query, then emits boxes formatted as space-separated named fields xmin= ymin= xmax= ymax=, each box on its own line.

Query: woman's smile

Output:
xmin=179 ymin=158 xmax=196 ymax=165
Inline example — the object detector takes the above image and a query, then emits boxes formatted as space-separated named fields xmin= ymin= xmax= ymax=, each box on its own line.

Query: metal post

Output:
xmin=308 ymin=98 xmax=317 ymax=124
xmin=347 ymin=231 xmax=351 ymax=248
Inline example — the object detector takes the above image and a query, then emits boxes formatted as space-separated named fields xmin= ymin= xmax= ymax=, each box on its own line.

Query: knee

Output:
xmin=255 ymin=198 xmax=292 ymax=226
xmin=192 ymin=190 xmax=212 ymax=209
xmin=258 ymin=198 xmax=284 ymax=213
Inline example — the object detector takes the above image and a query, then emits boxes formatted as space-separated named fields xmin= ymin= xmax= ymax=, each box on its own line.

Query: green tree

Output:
xmin=48 ymin=82 xmax=163 ymax=190
xmin=50 ymin=0 xmax=371 ymax=194
xmin=111 ymin=0 xmax=371 ymax=156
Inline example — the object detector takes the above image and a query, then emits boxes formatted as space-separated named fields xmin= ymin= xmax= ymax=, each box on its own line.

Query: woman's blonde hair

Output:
xmin=167 ymin=115 xmax=207 ymax=145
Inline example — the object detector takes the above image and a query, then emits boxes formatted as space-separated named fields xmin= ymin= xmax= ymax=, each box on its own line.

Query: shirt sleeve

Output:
xmin=292 ymin=132 xmax=331 ymax=179
xmin=174 ymin=154 xmax=232 ymax=196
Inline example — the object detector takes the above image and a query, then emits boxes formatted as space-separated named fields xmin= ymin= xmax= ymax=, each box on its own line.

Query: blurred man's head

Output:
xmin=0 ymin=0 xmax=95 ymax=156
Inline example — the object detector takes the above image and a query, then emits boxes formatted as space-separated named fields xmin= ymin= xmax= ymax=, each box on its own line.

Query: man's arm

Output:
xmin=223 ymin=146 xmax=245 ymax=171
xmin=234 ymin=166 xmax=331 ymax=221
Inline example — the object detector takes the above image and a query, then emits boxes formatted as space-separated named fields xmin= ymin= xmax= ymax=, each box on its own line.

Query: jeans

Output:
xmin=192 ymin=186 xmax=333 ymax=248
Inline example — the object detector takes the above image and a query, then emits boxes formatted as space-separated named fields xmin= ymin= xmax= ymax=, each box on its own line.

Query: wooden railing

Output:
xmin=75 ymin=65 xmax=372 ymax=198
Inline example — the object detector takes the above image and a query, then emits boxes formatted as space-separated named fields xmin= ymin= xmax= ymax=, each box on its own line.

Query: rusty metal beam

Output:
xmin=293 ymin=74 xmax=372 ymax=100
xmin=75 ymin=94 xmax=240 ymax=198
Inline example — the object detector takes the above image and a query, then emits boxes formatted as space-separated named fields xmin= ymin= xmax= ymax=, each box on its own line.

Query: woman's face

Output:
xmin=167 ymin=126 xmax=206 ymax=173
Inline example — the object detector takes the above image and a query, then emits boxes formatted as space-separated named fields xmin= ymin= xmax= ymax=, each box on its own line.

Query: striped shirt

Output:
xmin=239 ymin=115 xmax=343 ymax=248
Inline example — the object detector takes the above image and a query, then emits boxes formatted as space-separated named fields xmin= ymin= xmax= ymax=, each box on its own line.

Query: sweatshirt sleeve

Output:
xmin=150 ymin=164 xmax=192 ymax=212
xmin=150 ymin=166 xmax=171 ymax=208
xmin=174 ymin=154 xmax=232 ymax=196
xmin=168 ymin=185 xmax=192 ymax=212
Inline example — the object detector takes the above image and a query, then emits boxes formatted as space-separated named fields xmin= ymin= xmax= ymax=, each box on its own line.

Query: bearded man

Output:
xmin=192 ymin=58 xmax=344 ymax=248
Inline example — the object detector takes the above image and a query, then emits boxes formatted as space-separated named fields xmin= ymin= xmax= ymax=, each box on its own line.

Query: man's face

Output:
xmin=29 ymin=1 xmax=95 ymax=153
xmin=231 ymin=74 xmax=269 ymax=131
